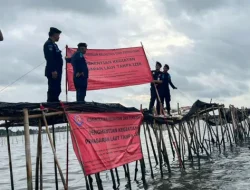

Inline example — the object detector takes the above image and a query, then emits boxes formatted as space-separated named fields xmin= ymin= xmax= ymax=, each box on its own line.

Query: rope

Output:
xmin=0 ymin=48 xmax=66 ymax=94
xmin=177 ymin=89 xmax=194 ymax=104
xmin=0 ymin=62 xmax=44 ymax=94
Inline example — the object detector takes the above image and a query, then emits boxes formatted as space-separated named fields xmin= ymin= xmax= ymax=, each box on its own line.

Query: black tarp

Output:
xmin=0 ymin=101 xmax=139 ymax=126
xmin=143 ymin=100 xmax=219 ymax=125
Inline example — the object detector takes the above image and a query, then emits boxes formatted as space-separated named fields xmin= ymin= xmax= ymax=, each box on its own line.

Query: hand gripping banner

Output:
xmin=67 ymin=112 xmax=143 ymax=175
xmin=66 ymin=46 xmax=152 ymax=91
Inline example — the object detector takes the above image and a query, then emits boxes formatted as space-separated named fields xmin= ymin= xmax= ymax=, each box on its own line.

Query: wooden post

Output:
xmin=41 ymin=109 xmax=66 ymax=189
xmin=35 ymin=121 xmax=41 ymax=190
xmin=39 ymin=120 xmax=43 ymax=190
xmin=66 ymin=123 xmax=69 ymax=190
xmin=23 ymin=108 xmax=33 ymax=190
xmin=6 ymin=121 xmax=14 ymax=190
xmin=52 ymin=124 xmax=59 ymax=190
xmin=177 ymin=103 xmax=180 ymax=114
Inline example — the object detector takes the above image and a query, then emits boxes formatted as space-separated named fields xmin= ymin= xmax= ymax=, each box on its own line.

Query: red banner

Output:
xmin=67 ymin=112 xmax=143 ymax=175
xmin=66 ymin=46 xmax=152 ymax=91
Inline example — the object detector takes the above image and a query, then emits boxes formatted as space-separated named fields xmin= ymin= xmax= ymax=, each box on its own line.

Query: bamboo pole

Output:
xmin=110 ymin=169 xmax=116 ymax=190
xmin=23 ymin=108 xmax=33 ymax=190
xmin=115 ymin=168 xmax=120 ymax=188
xmin=35 ymin=120 xmax=41 ymax=190
xmin=40 ymin=109 xmax=66 ymax=189
xmin=145 ymin=122 xmax=158 ymax=165
xmin=142 ymin=122 xmax=154 ymax=178
xmin=6 ymin=121 xmax=14 ymax=190
xmin=66 ymin=123 xmax=69 ymax=189
xmin=52 ymin=124 xmax=59 ymax=190
xmin=39 ymin=120 xmax=43 ymax=190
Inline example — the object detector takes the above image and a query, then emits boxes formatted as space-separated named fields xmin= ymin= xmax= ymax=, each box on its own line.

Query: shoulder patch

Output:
xmin=48 ymin=45 xmax=53 ymax=51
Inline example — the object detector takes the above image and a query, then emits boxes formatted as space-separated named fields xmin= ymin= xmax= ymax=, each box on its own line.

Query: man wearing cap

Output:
xmin=43 ymin=27 xmax=63 ymax=102
xmin=67 ymin=43 xmax=89 ymax=102
xmin=149 ymin=61 xmax=163 ymax=115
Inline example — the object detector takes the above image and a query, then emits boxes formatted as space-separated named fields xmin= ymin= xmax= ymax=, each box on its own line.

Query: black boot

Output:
xmin=168 ymin=110 xmax=172 ymax=116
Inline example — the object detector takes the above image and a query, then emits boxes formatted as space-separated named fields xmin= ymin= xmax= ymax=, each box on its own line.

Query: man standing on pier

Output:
xmin=43 ymin=27 xmax=63 ymax=102
xmin=0 ymin=30 xmax=3 ymax=41
xmin=159 ymin=64 xmax=177 ymax=116
xmin=149 ymin=61 xmax=163 ymax=115
xmin=69 ymin=43 xmax=89 ymax=102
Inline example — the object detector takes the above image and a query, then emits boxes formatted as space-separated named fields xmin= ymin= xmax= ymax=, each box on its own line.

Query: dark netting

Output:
xmin=0 ymin=101 xmax=139 ymax=116
xmin=143 ymin=100 xmax=219 ymax=125
xmin=0 ymin=101 xmax=140 ymax=126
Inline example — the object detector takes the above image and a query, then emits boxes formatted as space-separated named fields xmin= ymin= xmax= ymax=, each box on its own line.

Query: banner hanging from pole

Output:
xmin=67 ymin=112 xmax=143 ymax=175
xmin=66 ymin=46 xmax=152 ymax=91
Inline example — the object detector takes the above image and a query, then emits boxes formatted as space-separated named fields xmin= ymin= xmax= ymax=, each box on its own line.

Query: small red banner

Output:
xmin=67 ymin=112 xmax=143 ymax=175
xmin=66 ymin=46 xmax=152 ymax=91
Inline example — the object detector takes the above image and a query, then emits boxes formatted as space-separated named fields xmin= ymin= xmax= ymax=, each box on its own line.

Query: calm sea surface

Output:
xmin=0 ymin=128 xmax=250 ymax=190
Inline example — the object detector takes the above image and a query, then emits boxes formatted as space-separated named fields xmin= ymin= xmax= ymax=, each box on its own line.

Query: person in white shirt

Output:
xmin=0 ymin=30 xmax=3 ymax=41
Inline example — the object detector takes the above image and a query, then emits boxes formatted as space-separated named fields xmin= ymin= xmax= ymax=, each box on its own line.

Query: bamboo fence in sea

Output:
xmin=0 ymin=100 xmax=249 ymax=190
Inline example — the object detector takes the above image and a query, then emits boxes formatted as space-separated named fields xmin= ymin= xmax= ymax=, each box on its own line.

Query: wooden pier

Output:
xmin=0 ymin=100 xmax=249 ymax=190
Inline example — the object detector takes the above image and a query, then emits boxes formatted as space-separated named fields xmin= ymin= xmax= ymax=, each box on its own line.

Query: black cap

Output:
xmin=77 ymin=43 xmax=87 ymax=48
xmin=49 ymin=27 xmax=61 ymax=36
xmin=156 ymin=61 xmax=162 ymax=67
xmin=164 ymin=64 xmax=169 ymax=69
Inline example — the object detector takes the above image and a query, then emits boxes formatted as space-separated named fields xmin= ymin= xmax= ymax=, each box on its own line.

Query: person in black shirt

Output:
xmin=43 ymin=27 xmax=63 ymax=102
xmin=149 ymin=61 xmax=163 ymax=115
xmin=66 ymin=43 xmax=89 ymax=102
xmin=159 ymin=64 xmax=177 ymax=115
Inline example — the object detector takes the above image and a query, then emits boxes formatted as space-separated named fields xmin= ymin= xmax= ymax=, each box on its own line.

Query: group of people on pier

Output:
xmin=0 ymin=27 xmax=177 ymax=115
xmin=149 ymin=62 xmax=177 ymax=116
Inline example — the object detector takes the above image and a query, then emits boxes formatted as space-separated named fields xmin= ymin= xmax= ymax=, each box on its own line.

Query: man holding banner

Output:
xmin=67 ymin=43 xmax=89 ymax=102
xmin=149 ymin=61 xmax=163 ymax=115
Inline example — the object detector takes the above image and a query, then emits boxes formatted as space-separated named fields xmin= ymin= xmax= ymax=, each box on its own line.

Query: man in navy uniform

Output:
xmin=43 ymin=27 xmax=63 ymax=102
xmin=159 ymin=64 xmax=177 ymax=116
xmin=69 ymin=43 xmax=89 ymax=102
xmin=149 ymin=61 xmax=163 ymax=115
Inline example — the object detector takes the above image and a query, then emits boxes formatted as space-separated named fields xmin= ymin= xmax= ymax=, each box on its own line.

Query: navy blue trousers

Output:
xmin=74 ymin=77 xmax=88 ymax=102
xmin=47 ymin=73 xmax=62 ymax=102
xmin=149 ymin=88 xmax=161 ymax=114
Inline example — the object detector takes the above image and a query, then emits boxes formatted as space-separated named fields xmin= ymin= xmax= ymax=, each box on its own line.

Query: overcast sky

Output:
xmin=0 ymin=0 xmax=249 ymax=109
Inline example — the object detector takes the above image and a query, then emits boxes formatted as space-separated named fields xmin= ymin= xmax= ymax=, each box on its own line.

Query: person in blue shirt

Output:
xmin=67 ymin=43 xmax=89 ymax=102
xmin=43 ymin=27 xmax=63 ymax=102
xmin=149 ymin=61 xmax=163 ymax=115
xmin=159 ymin=64 xmax=177 ymax=116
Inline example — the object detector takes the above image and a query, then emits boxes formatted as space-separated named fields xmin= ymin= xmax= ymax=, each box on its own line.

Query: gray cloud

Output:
xmin=0 ymin=0 xmax=250 ymax=108
xmin=0 ymin=0 xmax=116 ymax=19
xmin=150 ymin=0 xmax=250 ymax=102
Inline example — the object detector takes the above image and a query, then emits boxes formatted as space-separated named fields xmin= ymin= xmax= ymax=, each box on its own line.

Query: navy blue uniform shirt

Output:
xmin=43 ymin=38 xmax=63 ymax=76
xmin=71 ymin=51 xmax=89 ymax=78
xmin=160 ymin=72 xmax=176 ymax=94
xmin=151 ymin=70 xmax=163 ymax=90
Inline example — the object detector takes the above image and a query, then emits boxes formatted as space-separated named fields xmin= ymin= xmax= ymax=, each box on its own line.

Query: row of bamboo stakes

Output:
xmin=1 ymin=104 xmax=250 ymax=190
